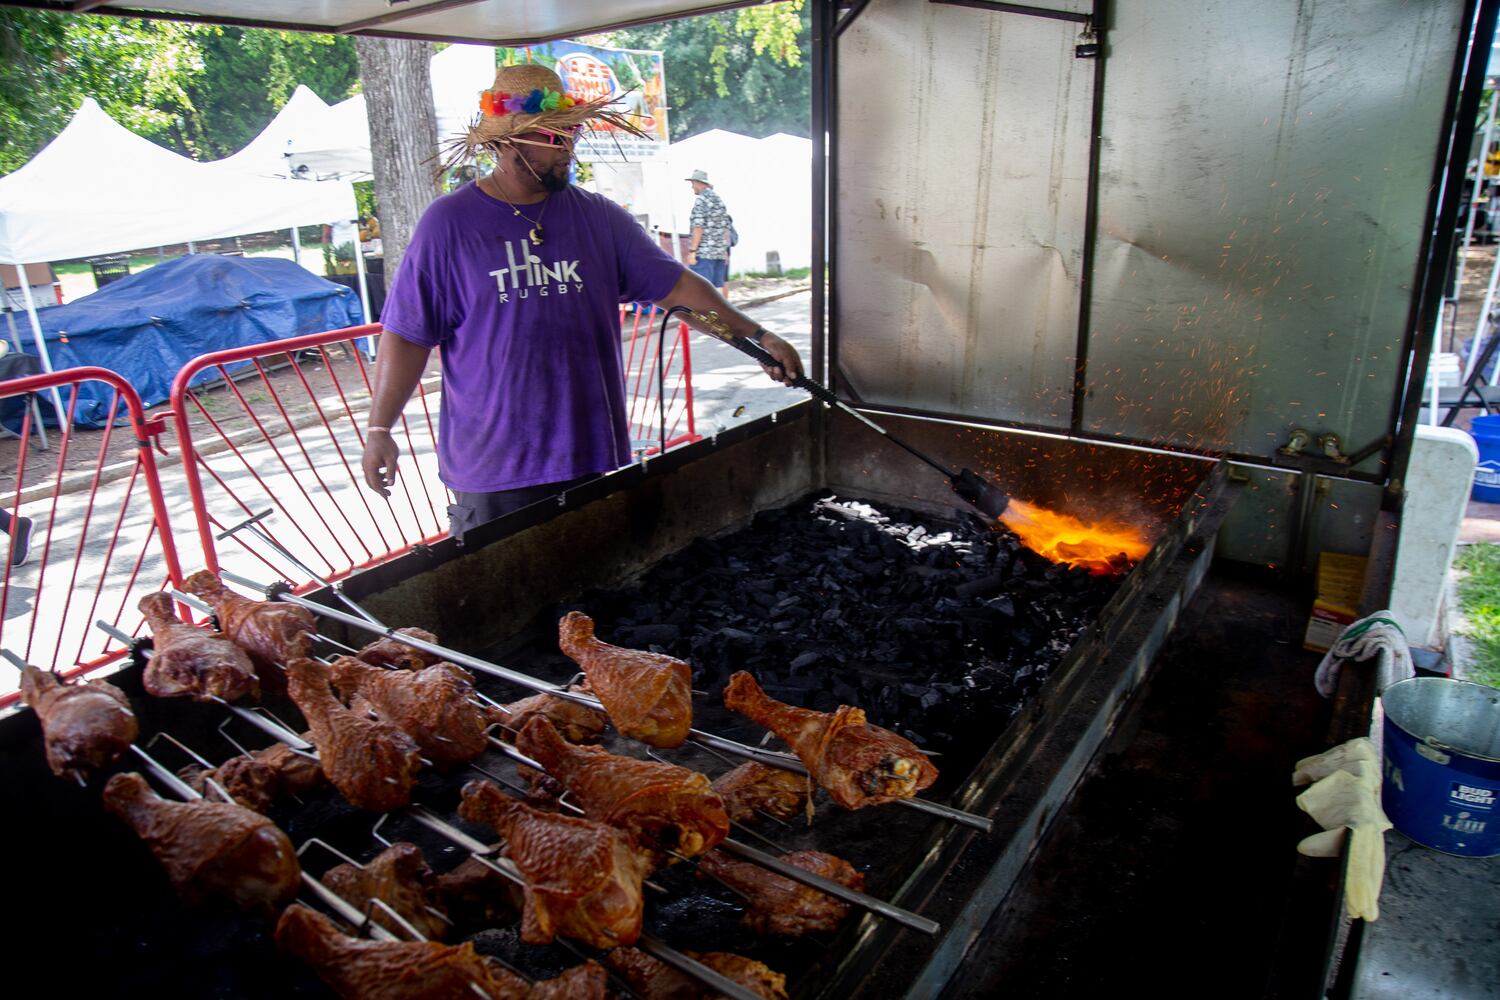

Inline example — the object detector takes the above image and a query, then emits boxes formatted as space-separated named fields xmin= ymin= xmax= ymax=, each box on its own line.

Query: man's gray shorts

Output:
xmin=448 ymin=473 xmax=601 ymax=543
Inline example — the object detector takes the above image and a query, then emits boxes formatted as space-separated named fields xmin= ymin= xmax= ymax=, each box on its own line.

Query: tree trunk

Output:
xmin=353 ymin=36 xmax=440 ymax=280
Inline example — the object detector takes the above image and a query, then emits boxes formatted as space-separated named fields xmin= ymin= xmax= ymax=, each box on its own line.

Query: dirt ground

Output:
xmin=0 ymin=274 xmax=811 ymax=499
xmin=1448 ymin=242 xmax=1495 ymax=357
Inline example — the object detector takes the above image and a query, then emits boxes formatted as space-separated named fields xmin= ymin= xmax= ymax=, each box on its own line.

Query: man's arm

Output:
xmin=360 ymin=333 xmax=433 ymax=496
xmin=687 ymin=225 xmax=705 ymax=264
xmin=655 ymin=269 xmax=803 ymax=386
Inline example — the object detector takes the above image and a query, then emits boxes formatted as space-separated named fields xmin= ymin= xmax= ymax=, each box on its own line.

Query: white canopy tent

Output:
xmin=0 ymin=98 xmax=360 ymax=422
xmin=216 ymin=84 xmax=333 ymax=178
xmin=636 ymin=129 xmax=813 ymax=274
xmin=214 ymin=84 xmax=346 ymax=269
xmin=285 ymin=43 xmax=496 ymax=180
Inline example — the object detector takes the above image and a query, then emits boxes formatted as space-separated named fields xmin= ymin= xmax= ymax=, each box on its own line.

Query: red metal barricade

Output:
xmin=169 ymin=324 xmax=449 ymax=592
xmin=167 ymin=312 xmax=700 ymax=595
xmin=0 ymin=367 xmax=187 ymax=708
xmin=622 ymin=305 xmax=701 ymax=455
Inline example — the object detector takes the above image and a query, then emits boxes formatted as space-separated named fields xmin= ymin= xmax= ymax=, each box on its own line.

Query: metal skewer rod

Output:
xmin=217 ymin=508 xmax=387 ymax=627
xmin=131 ymin=744 xmax=403 ymax=947
xmin=404 ymin=805 xmax=763 ymax=1000
xmin=298 ymin=871 xmax=402 ymax=943
xmin=729 ymin=818 xmax=791 ymax=854
xmin=715 ymin=838 xmax=939 ymax=935
xmin=313 ymin=632 xmax=360 ymax=654
xmin=170 ymin=590 xmax=213 ymax=615
xmin=636 ymin=749 xmax=938 ymax=934
xmin=485 ymin=736 xmax=549 ymax=775
xmin=295 ymin=838 xmax=432 ymax=944
xmin=220 ymin=576 xmax=993 ymax=833
xmin=683 ymin=731 xmax=992 ymax=832
xmin=147 ymin=730 xmax=215 ymax=769
xmin=129 ymin=744 xmax=204 ymax=801
xmin=633 ymin=932 xmax=772 ymax=1000
xmin=94 ymin=618 xmax=313 ymax=751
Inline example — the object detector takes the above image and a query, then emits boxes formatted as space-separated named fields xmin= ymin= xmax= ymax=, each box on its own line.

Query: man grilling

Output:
xmin=361 ymin=63 xmax=802 ymax=540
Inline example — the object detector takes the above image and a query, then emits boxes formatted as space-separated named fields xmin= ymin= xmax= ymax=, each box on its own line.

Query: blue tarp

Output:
xmin=22 ymin=254 xmax=363 ymax=428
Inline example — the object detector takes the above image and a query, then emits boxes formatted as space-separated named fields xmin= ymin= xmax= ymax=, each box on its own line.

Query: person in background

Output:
xmin=685 ymin=169 xmax=731 ymax=296
xmin=0 ymin=508 xmax=33 ymax=567
xmin=360 ymin=64 xmax=802 ymax=541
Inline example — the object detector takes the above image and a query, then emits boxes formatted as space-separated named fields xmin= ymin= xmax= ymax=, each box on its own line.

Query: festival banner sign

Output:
xmin=497 ymin=42 xmax=668 ymax=160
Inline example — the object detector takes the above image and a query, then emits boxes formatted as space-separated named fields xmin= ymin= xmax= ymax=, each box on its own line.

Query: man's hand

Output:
xmin=754 ymin=330 xmax=804 ymax=387
xmin=362 ymin=430 xmax=400 ymax=497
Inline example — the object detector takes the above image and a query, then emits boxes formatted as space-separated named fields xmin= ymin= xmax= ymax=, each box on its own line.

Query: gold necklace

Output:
xmin=486 ymin=176 xmax=551 ymax=244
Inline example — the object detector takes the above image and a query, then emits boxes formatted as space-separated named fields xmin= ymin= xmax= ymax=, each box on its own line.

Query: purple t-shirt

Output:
xmin=380 ymin=182 xmax=684 ymax=492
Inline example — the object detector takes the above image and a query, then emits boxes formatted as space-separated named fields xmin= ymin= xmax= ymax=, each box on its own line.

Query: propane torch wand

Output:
xmin=683 ymin=309 xmax=1012 ymax=519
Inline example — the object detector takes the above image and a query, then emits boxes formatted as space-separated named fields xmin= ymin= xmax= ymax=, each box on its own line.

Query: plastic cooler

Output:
xmin=1470 ymin=414 xmax=1500 ymax=502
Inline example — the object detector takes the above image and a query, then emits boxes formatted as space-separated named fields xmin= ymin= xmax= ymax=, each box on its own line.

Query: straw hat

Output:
xmin=442 ymin=62 xmax=649 ymax=171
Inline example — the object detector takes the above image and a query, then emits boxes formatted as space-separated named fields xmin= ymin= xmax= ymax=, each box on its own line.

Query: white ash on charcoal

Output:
xmin=559 ymin=494 xmax=1123 ymax=762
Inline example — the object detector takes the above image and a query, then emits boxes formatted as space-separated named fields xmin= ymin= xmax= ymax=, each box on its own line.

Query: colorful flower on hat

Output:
xmin=480 ymin=85 xmax=582 ymax=117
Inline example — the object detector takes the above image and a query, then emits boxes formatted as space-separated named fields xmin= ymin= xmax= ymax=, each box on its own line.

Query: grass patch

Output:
xmin=734 ymin=266 xmax=811 ymax=281
xmin=1452 ymin=542 xmax=1500 ymax=687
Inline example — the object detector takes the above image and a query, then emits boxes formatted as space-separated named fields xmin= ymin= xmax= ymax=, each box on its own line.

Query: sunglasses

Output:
xmin=518 ymin=126 xmax=584 ymax=147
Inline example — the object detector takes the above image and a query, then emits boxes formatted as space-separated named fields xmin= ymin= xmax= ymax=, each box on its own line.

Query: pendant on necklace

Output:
xmin=530 ymin=227 xmax=544 ymax=244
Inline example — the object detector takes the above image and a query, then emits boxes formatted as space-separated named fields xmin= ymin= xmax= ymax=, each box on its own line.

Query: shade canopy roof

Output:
xmin=0 ymin=98 xmax=355 ymax=264
xmin=9 ymin=1 xmax=753 ymax=44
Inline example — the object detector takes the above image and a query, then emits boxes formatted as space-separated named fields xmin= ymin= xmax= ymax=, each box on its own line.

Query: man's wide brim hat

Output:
xmin=441 ymin=62 xmax=649 ymax=171
xmin=685 ymin=169 xmax=711 ymax=183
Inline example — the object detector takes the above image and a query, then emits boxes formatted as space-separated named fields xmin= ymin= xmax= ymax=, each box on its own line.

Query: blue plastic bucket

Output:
xmin=1382 ymin=677 xmax=1500 ymax=857
xmin=1471 ymin=414 xmax=1500 ymax=502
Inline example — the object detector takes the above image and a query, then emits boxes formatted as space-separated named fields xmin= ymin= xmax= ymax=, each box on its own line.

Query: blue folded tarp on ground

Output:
xmin=17 ymin=254 xmax=363 ymax=427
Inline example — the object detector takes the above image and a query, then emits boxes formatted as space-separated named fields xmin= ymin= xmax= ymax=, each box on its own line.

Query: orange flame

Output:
xmin=999 ymin=499 xmax=1151 ymax=576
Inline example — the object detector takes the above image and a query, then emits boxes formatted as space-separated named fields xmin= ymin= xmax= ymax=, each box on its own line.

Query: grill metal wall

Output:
xmin=832 ymin=0 xmax=1467 ymax=478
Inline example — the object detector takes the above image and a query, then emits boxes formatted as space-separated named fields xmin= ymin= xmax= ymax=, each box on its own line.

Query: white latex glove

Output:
xmin=1292 ymin=737 xmax=1378 ymax=787
xmin=1295 ymin=767 xmax=1392 ymax=921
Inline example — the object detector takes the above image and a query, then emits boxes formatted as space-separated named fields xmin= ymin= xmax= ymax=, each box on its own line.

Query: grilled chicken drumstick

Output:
xmin=436 ymin=855 xmax=522 ymax=929
xmin=181 ymin=738 xmax=328 ymax=811
xmin=182 ymin=569 xmax=315 ymax=684
xmin=138 ymin=592 xmax=260 ymax=703
xmin=698 ymin=849 xmax=864 ymax=937
xmin=711 ymin=761 xmax=809 ymax=823
xmin=723 ymin=671 xmax=938 ymax=810
xmin=516 ymin=716 xmax=729 ymax=862
xmin=286 ymin=658 xmax=421 ymax=812
xmin=178 ymin=755 xmax=278 ymax=813
xmin=355 ymin=627 xmax=444 ymax=671
xmin=322 ymin=842 xmax=450 ymax=941
xmin=253 ymin=736 xmax=327 ymax=797
xmin=458 ymin=778 xmax=648 ymax=949
xmin=103 ymin=771 xmax=299 ymax=913
xmin=607 ymin=947 xmax=789 ymax=1000
xmin=20 ymin=665 xmax=138 ymax=782
xmin=328 ymin=655 xmax=489 ymax=767
xmin=276 ymin=903 xmax=608 ymax=1000
xmin=558 ymin=611 xmax=692 ymax=747
xmin=493 ymin=688 xmax=608 ymax=745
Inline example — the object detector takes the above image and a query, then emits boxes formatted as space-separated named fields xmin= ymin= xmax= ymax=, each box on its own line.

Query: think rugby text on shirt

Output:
xmin=488 ymin=239 xmax=584 ymax=303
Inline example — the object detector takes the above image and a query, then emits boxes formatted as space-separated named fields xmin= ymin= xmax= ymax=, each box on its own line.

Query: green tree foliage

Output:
xmin=188 ymin=29 xmax=360 ymax=159
xmin=0 ymin=10 xmax=210 ymax=173
xmin=606 ymin=1 xmax=809 ymax=141
xmin=0 ymin=10 xmax=359 ymax=174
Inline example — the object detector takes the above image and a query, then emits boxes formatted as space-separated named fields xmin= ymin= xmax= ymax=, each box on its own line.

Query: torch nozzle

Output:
xmin=951 ymin=468 xmax=1011 ymax=520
